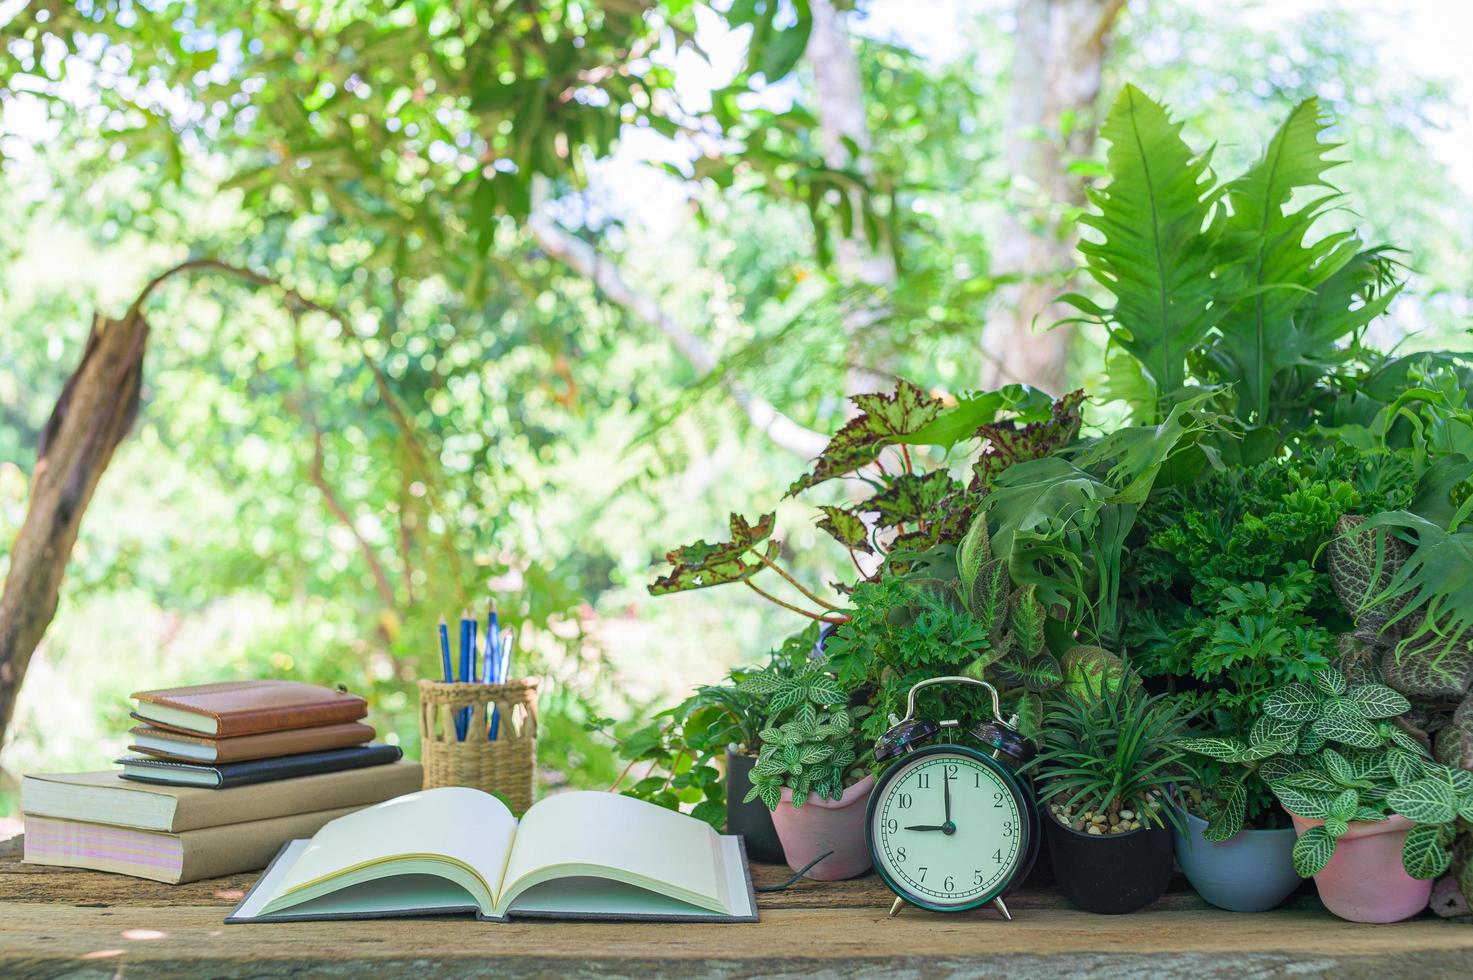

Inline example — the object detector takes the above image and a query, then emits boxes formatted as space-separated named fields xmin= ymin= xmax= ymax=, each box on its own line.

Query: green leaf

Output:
xmin=1297 ymin=725 xmax=1327 ymax=754
xmin=969 ymin=390 xmax=1087 ymax=492
xmin=901 ymin=385 xmax=1054 ymax=450
xmin=650 ymin=513 xmax=777 ymax=594
xmin=1401 ymin=824 xmax=1452 ymax=879
xmin=690 ymin=799 xmax=725 ymax=829
xmin=1311 ymin=713 xmax=1383 ymax=749
xmin=1313 ymin=669 xmax=1348 ymax=697
xmin=966 ymin=558 xmax=1012 ymax=643
xmin=1388 ymin=726 xmax=1430 ymax=756
xmin=1388 ymin=749 xmax=1423 ymax=788
xmin=787 ymin=381 xmax=944 ymax=494
xmin=1364 ymin=512 xmax=1473 ymax=680
xmin=815 ymin=506 xmax=873 ymax=555
xmin=1177 ymin=736 xmax=1251 ymax=762
xmin=1272 ymin=785 xmax=1335 ymax=819
xmin=956 ymin=511 xmax=993 ymax=595
xmin=1277 ymin=770 xmax=1346 ymax=794
xmin=1388 ymin=777 xmax=1458 ymax=824
xmin=805 ymin=677 xmax=846 ymax=706
xmin=1008 ymin=586 xmax=1046 ymax=657
xmin=1251 ymin=714 xmax=1303 ymax=750
xmin=1343 ymin=683 xmax=1412 ymax=720
xmin=1203 ymin=774 xmax=1248 ymax=842
xmin=1212 ymin=98 xmax=1385 ymax=424
xmin=1071 ymin=388 xmax=1233 ymax=503
xmin=1264 ymin=683 xmax=1321 ymax=722
xmin=1325 ymin=817 xmax=1350 ymax=838
xmin=1293 ymin=825 xmax=1337 ymax=876
xmin=1329 ymin=515 xmax=1412 ymax=635
xmin=870 ymin=471 xmax=960 ymax=530
xmin=1329 ymin=787 xmax=1358 ymax=821
xmin=1070 ymin=85 xmax=1225 ymax=418
xmin=993 ymin=650 xmax=1064 ymax=694
xmin=1321 ymin=749 xmax=1354 ymax=785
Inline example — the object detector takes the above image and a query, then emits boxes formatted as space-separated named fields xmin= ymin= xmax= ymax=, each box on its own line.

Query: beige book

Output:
xmin=23 ymin=807 xmax=363 ymax=884
xmin=21 ymin=761 xmax=422 ymax=832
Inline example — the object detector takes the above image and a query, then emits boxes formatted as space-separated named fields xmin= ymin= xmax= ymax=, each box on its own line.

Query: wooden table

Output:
xmin=2 ymin=835 xmax=1471 ymax=978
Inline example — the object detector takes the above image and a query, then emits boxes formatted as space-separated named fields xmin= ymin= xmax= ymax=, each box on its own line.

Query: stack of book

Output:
xmin=20 ymin=680 xmax=422 ymax=883
xmin=118 ymin=680 xmax=400 ymax=788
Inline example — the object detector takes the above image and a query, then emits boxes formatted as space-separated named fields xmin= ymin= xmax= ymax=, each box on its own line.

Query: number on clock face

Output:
xmin=872 ymin=752 xmax=1023 ymax=908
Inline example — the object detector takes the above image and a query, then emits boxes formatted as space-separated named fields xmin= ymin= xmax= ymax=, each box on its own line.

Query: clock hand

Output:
xmin=943 ymin=769 xmax=952 ymax=824
xmin=903 ymin=824 xmax=947 ymax=832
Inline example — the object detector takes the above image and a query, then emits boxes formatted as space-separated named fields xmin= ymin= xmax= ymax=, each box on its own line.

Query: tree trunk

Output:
xmin=807 ymin=0 xmax=896 ymax=400
xmin=981 ymin=0 xmax=1127 ymax=394
xmin=0 ymin=312 xmax=149 ymax=757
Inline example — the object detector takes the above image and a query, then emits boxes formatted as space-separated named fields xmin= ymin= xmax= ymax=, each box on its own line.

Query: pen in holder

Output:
xmin=418 ymin=678 xmax=538 ymax=815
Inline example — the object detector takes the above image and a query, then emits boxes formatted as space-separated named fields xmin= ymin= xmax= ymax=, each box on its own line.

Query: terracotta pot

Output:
xmin=1174 ymin=811 xmax=1302 ymax=912
xmin=770 ymin=774 xmax=875 ymax=880
xmin=1288 ymin=812 xmax=1433 ymax=922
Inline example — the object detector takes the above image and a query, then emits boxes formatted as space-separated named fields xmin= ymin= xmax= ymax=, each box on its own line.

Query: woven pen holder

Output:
xmin=418 ymin=678 xmax=538 ymax=814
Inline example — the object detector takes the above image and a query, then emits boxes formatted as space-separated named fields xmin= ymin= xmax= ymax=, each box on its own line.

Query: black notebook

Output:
xmin=117 ymin=743 xmax=403 ymax=788
xmin=226 ymin=787 xmax=757 ymax=924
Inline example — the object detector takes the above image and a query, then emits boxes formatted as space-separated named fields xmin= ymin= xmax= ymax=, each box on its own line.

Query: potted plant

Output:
xmin=1027 ymin=683 xmax=1194 ymax=914
xmin=604 ymin=627 xmax=830 ymax=862
xmin=720 ymin=627 xmax=823 ymax=863
xmin=1190 ymin=667 xmax=1473 ymax=922
xmin=738 ymin=657 xmax=874 ymax=880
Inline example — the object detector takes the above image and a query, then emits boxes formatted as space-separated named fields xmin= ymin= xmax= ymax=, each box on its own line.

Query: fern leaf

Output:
xmin=1212 ymin=98 xmax=1363 ymax=423
xmin=1069 ymin=84 xmax=1225 ymax=420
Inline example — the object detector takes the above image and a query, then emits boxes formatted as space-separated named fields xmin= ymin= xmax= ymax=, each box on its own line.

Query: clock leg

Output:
xmin=888 ymin=896 xmax=906 ymax=917
xmin=992 ymin=897 xmax=1013 ymax=921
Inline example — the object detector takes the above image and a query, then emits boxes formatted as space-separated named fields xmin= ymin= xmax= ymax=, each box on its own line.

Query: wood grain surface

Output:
xmin=2 ymin=834 xmax=1470 ymax=979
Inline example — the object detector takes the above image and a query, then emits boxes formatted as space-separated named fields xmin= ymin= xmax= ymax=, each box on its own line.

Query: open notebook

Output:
xmin=227 ymin=787 xmax=757 ymax=923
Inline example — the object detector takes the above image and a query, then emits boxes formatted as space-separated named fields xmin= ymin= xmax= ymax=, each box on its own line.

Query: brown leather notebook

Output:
xmin=130 ymin=681 xmax=368 ymax=737
xmin=128 ymin=721 xmax=375 ymax=763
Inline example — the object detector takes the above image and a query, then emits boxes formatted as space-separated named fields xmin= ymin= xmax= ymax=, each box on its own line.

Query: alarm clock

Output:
xmin=865 ymin=676 xmax=1040 ymax=919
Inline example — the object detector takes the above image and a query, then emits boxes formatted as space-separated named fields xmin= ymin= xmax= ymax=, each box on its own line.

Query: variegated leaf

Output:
xmin=1265 ymin=683 xmax=1321 ymax=722
xmin=1313 ymin=669 xmax=1348 ymax=698
xmin=1311 ymin=713 xmax=1383 ymax=749
xmin=1401 ymin=824 xmax=1452 ymax=880
xmin=1344 ymin=683 xmax=1412 ymax=720
xmin=1293 ymin=825 xmax=1336 ymax=876
xmin=1272 ymin=785 xmax=1335 ymax=819
xmin=1388 ymin=777 xmax=1458 ymax=824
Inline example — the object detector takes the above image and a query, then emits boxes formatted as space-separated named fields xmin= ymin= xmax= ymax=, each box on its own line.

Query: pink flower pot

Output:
xmin=770 ymin=774 xmax=875 ymax=880
xmin=1289 ymin=812 xmax=1433 ymax=922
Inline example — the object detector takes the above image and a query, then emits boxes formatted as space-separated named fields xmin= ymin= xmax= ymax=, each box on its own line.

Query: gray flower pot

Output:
xmin=1174 ymin=811 xmax=1302 ymax=912
xmin=725 ymin=747 xmax=786 ymax=864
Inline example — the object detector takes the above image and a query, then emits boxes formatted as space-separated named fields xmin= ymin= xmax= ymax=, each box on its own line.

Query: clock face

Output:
xmin=869 ymin=748 xmax=1026 ymax=909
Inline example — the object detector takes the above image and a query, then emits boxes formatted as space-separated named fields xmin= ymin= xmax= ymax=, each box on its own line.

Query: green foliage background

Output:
xmin=1 ymin=0 xmax=1471 ymax=820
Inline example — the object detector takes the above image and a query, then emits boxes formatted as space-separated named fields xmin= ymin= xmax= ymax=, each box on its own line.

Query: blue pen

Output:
xmin=490 ymin=631 xmax=513 ymax=740
xmin=438 ymin=615 xmax=453 ymax=683
xmin=456 ymin=610 xmax=471 ymax=740
xmin=483 ymin=605 xmax=499 ymax=684
xmin=468 ymin=615 xmax=479 ymax=685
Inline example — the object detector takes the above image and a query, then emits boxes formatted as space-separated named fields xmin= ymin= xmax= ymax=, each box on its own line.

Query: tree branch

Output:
xmin=131 ymin=256 xmax=466 ymax=587
xmin=527 ymin=216 xmax=828 ymax=459
xmin=288 ymin=314 xmax=398 ymax=610
xmin=744 ymin=580 xmax=849 ymax=624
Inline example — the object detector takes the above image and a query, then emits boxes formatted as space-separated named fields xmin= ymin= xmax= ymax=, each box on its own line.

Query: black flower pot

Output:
xmin=1045 ymin=814 xmax=1174 ymax=914
xmin=725 ymin=747 xmax=785 ymax=864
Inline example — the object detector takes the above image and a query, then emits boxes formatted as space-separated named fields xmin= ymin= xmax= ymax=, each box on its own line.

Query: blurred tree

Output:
xmin=0 ymin=0 xmax=822 ymax=754
xmin=981 ymin=0 xmax=1127 ymax=394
